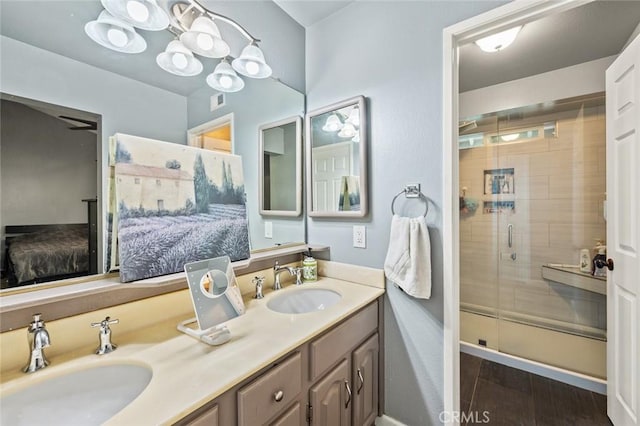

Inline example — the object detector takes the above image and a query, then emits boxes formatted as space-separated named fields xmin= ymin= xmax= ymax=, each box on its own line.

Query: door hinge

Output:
xmin=306 ymin=404 xmax=313 ymax=423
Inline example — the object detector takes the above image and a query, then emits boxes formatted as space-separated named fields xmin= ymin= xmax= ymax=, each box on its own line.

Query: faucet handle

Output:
xmin=29 ymin=313 xmax=45 ymax=329
xmin=274 ymin=260 xmax=280 ymax=270
xmin=91 ymin=316 xmax=119 ymax=328
xmin=293 ymin=267 xmax=303 ymax=286
xmin=253 ymin=276 xmax=265 ymax=299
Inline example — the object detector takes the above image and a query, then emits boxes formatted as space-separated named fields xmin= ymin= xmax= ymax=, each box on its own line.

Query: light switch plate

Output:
xmin=353 ymin=225 xmax=366 ymax=248
xmin=265 ymin=221 xmax=273 ymax=239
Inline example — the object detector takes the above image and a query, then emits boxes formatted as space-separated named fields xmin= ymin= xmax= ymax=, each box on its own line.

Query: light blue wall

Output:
xmin=188 ymin=78 xmax=305 ymax=250
xmin=305 ymin=2 xmax=504 ymax=424
xmin=0 ymin=36 xmax=188 ymax=145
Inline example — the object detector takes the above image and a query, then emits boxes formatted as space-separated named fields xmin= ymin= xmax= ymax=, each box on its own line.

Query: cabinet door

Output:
xmin=352 ymin=333 xmax=379 ymax=426
xmin=309 ymin=358 xmax=351 ymax=426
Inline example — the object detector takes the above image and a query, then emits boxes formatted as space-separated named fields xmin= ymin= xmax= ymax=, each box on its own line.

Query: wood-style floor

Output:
xmin=460 ymin=352 xmax=611 ymax=426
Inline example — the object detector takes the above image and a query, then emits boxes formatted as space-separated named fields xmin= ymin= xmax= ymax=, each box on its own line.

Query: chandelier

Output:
xmin=85 ymin=0 xmax=272 ymax=92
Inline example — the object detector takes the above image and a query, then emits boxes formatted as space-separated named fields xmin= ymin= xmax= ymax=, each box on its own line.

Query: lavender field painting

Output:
xmin=114 ymin=134 xmax=249 ymax=283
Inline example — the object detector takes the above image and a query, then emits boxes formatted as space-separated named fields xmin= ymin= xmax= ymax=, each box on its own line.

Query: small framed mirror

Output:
xmin=259 ymin=116 xmax=303 ymax=217
xmin=306 ymin=96 xmax=367 ymax=217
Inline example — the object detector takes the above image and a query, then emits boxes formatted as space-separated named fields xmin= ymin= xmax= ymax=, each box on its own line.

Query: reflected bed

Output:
xmin=4 ymin=224 xmax=89 ymax=287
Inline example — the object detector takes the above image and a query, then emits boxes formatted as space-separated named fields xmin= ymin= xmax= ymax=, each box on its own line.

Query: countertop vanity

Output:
xmin=0 ymin=260 xmax=385 ymax=425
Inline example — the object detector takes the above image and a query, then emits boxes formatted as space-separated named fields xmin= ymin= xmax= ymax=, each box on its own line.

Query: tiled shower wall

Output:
xmin=459 ymin=103 xmax=607 ymax=336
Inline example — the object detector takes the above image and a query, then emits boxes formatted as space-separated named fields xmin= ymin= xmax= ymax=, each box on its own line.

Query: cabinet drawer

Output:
xmin=310 ymin=301 xmax=378 ymax=381
xmin=237 ymin=352 xmax=302 ymax=426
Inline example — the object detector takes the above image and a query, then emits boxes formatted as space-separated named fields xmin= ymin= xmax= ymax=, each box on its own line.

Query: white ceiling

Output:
xmin=273 ymin=0 xmax=354 ymax=28
xmin=459 ymin=1 xmax=640 ymax=92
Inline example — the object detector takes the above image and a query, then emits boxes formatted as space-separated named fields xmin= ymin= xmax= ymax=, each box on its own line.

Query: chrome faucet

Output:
xmin=23 ymin=313 xmax=51 ymax=373
xmin=273 ymin=261 xmax=295 ymax=290
xmin=91 ymin=316 xmax=119 ymax=355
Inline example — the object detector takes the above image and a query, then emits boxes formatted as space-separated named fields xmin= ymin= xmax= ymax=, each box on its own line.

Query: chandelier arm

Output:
xmin=189 ymin=0 xmax=260 ymax=43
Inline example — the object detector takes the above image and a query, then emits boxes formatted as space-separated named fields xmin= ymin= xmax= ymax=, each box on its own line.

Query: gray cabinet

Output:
xmin=309 ymin=359 xmax=351 ymax=426
xmin=176 ymin=299 xmax=381 ymax=426
xmin=237 ymin=352 xmax=302 ymax=426
xmin=352 ymin=334 xmax=379 ymax=426
xmin=183 ymin=404 xmax=218 ymax=426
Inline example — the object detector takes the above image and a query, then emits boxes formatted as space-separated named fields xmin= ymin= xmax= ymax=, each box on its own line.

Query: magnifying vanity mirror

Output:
xmin=306 ymin=96 xmax=368 ymax=217
xmin=259 ymin=116 xmax=302 ymax=217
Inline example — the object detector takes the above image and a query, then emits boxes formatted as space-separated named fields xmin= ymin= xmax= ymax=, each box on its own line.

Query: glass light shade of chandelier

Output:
xmin=345 ymin=107 xmax=360 ymax=127
xmin=322 ymin=114 xmax=343 ymax=132
xmin=85 ymin=10 xmax=147 ymax=54
xmin=232 ymin=42 xmax=272 ymax=78
xmin=156 ymin=40 xmax=203 ymax=76
xmin=475 ymin=26 xmax=522 ymax=53
xmin=338 ymin=123 xmax=357 ymax=138
xmin=101 ymin=0 xmax=170 ymax=31
xmin=180 ymin=17 xmax=230 ymax=58
xmin=351 ymin=133 xmax=360 ymax=143
xmin=206 ymin=58 xmax=245 ymax=92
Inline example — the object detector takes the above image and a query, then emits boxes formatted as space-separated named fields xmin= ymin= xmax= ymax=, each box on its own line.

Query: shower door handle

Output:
xmin=508 ymin=224 xmax=513 ymax=248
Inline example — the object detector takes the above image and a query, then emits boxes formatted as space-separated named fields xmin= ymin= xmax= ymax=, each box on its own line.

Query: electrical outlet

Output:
xmin=265 ymin=221 xmax=273 ymax=239
xmin=353 ymin=225 xmax=366 ymax=248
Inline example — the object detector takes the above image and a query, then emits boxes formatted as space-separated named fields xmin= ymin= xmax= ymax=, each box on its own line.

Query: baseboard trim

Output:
xmin=375 ymin=415 xmax=408 ymax=426
xmin=461 ymin=342 xmax=607 ymax=395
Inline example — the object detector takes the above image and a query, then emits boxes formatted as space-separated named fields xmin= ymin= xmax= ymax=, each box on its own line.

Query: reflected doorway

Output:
xmin=187 ymin=113 xmax=233 ymax=154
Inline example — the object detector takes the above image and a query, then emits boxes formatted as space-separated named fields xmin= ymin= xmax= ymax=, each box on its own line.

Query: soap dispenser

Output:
xmin=302 ymin=249 xmax=317 ymax=283
xmin=592 ymin=241 xmax=607 ymax=277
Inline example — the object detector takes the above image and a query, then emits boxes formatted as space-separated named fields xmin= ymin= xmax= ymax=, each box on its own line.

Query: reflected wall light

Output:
xmin=85 ymin=0 xmax=272 ymax=92
xmin=475 ymin=26 xmax=522 ymax=53
xmin=322 ymin=106 xmax=361 ymax=138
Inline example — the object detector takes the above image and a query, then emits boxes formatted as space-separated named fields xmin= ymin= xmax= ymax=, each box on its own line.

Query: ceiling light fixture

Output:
xmin=86 ymin=0 xmax=272 ymax=92
xmin=156 ymin=40 xmax=203 ymax=76
xmin=85 ymin=10 xmax=147 ymax=54
xmin=475 ymin=26 xmax=522 ymax=53
xmin=206 ymin=58 xmax=245 ymax=92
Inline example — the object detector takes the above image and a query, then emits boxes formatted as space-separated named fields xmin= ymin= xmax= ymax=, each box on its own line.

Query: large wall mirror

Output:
xmin=0 ymin=0 xmax=305 ymax=294
xmin=306 ymin=96 xmax=368 ymax=217
xmin=259 ymin=116 xmax=302 ymax=217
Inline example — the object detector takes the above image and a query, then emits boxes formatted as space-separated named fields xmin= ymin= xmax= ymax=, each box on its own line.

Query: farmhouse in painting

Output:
xmin=115 ymin=163 xmax=194 ymax=212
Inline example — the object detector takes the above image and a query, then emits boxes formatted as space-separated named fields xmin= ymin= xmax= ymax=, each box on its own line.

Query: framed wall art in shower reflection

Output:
xmin=484 ymin=168 xmax=515 ymax=195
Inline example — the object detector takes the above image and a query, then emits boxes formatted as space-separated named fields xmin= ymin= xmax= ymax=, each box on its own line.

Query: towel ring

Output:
xmin=391 ymin=189 xmax=429 ymax=217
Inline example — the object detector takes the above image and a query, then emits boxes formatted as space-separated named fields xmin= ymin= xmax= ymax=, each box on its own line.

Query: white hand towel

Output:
xmin=384 ymin=214 xmax=432 ymax=299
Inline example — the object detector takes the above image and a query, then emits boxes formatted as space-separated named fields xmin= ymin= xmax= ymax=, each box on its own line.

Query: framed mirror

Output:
xmin=306 ymin=96 xmax=367 ymax=217
xmin=259 ymin=116 xmax=302 ymax=217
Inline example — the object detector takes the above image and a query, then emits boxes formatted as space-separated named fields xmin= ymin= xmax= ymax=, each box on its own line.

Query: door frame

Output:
xmin=441 ymin=1 xmax=595 ymax=422
xmin=187 ymin=112 xmax=234 ymax=153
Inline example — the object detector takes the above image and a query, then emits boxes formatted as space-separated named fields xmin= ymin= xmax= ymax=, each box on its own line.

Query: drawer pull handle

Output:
xmin=344 ymin=380 xmax=352 ymax=408
xmin=357 ymin=369 xmax=364 ymax=394
xmin=274 ymin=390 xmax=284 ymax=402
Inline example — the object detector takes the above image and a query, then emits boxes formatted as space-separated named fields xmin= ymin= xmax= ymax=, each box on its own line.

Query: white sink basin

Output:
xmin=1 ymin=363 xmax=152 ymax=426
xmin=267 ymin=288 xmax=342 ymax=314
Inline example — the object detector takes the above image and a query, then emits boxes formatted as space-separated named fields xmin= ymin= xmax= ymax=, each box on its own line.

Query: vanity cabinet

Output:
xmin=237 ymin=352 xmax=302 ymax=426
xmin=176 ymin=299 xmax=381 ymax=426
xmin=352 ymin=334 xmax=379 ymax=426
xmin=309 ymin=359 xmax=351 ymax=425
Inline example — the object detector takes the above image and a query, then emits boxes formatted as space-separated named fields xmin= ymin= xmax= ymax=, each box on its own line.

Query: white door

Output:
xmin=312 ymin=142 xmax=351 ymax=211
xmin=606 ymin=34 xmax=640 ymax=426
